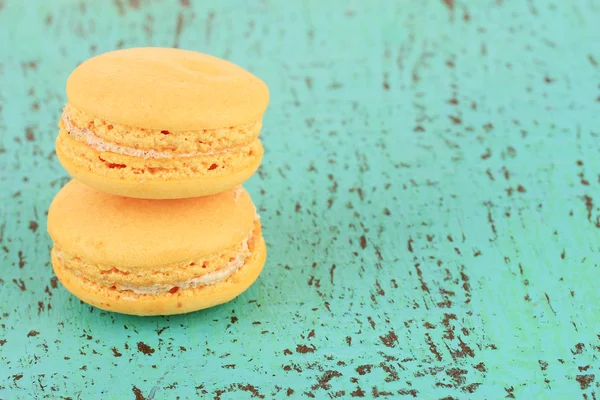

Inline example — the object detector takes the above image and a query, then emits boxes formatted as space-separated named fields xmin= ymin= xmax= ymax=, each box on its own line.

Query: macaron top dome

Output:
xmin=66 ymin=47 xmax=269 ymax=130
xmin=47 ymin=181 xmax=256 ymax=268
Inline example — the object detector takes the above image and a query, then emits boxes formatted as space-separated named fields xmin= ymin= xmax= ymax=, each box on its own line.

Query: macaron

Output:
xmin=47 ymin=180 xmax=266 ymax=316
xmin=56 ymin=47 xmax=269 ymax=199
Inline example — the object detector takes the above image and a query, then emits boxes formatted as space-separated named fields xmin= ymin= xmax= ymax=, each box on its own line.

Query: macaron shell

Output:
xmin=52 ymin=236 xmax=267 ymax=316
xmin=56 ymin=136 xmax=263 ymax=199
xmin=47 ymin=180 xmax=256 ymax=268
xmin=66 ymin=47 xmax=269 ymax=130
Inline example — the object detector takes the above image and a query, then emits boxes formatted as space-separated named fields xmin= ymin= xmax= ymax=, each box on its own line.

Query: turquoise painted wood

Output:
xmin=1 ymin=0 xmax=600 ymax=398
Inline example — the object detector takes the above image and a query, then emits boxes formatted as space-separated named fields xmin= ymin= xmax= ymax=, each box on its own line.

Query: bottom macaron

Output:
xmin=47 ymin=180 xmax=266 ymax=316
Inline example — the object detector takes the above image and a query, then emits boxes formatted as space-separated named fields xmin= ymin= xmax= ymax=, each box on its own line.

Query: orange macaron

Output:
xmin=47 ymin=180 xmax=266 ymax=316
xmin=56 ymin=47 xmax=269 ymax=199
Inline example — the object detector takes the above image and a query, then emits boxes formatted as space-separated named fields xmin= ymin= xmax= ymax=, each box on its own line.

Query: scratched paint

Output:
xmin=1 ymin=0 xmax=600 ymax=399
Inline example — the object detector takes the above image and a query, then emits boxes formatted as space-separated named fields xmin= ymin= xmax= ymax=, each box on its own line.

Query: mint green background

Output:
xmin=1 ymin=0 xmax=600 ymax=399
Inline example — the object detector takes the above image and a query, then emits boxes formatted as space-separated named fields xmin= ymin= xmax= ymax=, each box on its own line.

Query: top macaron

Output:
xmin=56 ymin=47 xmax=269 ymax=199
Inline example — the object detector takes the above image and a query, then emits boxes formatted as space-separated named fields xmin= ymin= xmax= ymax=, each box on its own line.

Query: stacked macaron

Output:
xmin=47 ymin=48 xmax=269 ymax=316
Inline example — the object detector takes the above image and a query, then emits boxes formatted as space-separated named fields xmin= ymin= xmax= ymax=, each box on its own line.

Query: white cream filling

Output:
xmin=61 ymin=111 xmax=239 ymax=159
xmin=56 ymin=226 xmax=258 ymax=296
xmin=118 ymin=238 xmax=250 ymax=295
xmin=233 ymin=186 xmax=245 ymax=202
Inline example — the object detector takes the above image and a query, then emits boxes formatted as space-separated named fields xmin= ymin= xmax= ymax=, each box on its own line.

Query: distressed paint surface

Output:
xmin=1 ymin=0 xmax=600 ymax=398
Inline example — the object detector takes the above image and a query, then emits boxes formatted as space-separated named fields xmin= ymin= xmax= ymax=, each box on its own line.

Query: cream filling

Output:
xmin=117 ymin=238 xmax=250 ymax=295
xmin=61 ymin=111 xmax=242 ymax=159
xmin=56 ymin=230 xmax=256 ymax=296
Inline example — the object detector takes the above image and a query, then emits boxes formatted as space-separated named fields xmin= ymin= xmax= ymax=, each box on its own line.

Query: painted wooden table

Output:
xmin=1 ymin=0 xmax=600 ymax=398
